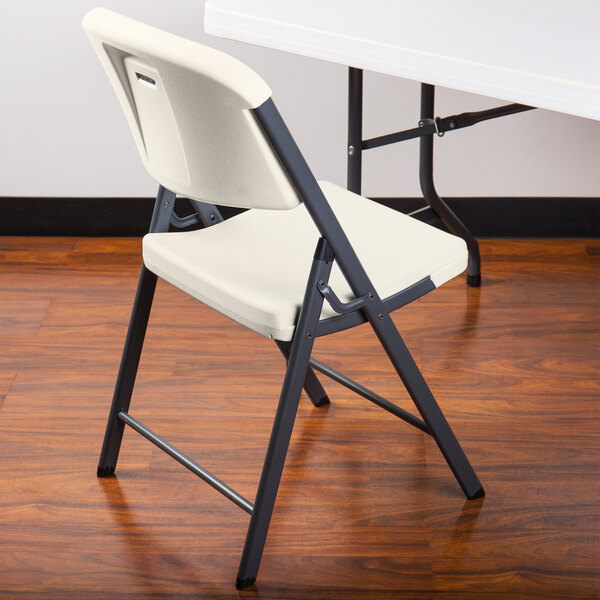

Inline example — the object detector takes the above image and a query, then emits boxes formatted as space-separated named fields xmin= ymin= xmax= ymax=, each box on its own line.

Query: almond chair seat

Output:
xmin=143 ymin=180 xmax=467 ymax=341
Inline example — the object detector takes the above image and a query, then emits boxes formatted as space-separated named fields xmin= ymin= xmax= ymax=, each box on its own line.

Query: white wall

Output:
xmin=2 ymin=0 xmax=599 ymax=198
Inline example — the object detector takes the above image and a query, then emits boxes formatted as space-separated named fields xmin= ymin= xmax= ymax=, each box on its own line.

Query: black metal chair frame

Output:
xmin=97 ymin=97 xmax=484 ymax=589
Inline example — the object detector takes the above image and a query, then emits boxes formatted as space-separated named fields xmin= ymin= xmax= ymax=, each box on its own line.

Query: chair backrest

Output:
xmin=82 ymin=8 xmax=300 ymax=210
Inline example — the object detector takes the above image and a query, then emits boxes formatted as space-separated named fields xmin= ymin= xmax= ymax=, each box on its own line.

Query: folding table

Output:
xmin=204 ymin=0 xmax=600 ymax=285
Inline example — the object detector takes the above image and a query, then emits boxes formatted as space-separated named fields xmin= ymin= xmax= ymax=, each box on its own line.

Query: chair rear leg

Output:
xmin=370 ymin=310 xmax=484 ymax=500
xmin=97 ymin=265 xmax=158 ymax=476
xmin=275 ymin=340 xmax=329 ymax=407
xmin=98 ymin=186 xmax=175 ymax=477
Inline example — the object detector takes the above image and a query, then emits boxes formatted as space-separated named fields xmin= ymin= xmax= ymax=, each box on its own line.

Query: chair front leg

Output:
xmin=236 ymin=239 xmax=333 ymax=589
xmin=97 ymin=186 xmax=175 ymax=476
xmin=97 ymin=265 xmax=158 ymax=475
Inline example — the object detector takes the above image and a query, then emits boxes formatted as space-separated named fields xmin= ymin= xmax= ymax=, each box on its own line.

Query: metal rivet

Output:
xmin=306 ymin=333 xmax=312 ymax=339
xmin=378 ymin=314 xmax=383 ymax=320
xmin=418 ymin=120 xmax=424 ymax=127
xmin=164 ymin=201 xmax=171 ymax=208
xmin=319 ymin=281 xmax=325 ymax=288
xmin=449 ymin=121 xmax=456 ymax=129
xmin=209 ymin=213 xmax=216 ymax=221
xmin=368 ymin=293 xmax=374 ymax=300
xmin=348 ymin=145 xmax=355 ymax=156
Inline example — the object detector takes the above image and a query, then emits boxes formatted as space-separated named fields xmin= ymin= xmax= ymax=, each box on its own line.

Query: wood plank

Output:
xmin=0 ymin=237 xmax=598 ymax=599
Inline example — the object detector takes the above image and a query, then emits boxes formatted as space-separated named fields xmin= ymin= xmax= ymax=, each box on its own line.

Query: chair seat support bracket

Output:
xmin=318 ymin=280 xmax=374 ymax=315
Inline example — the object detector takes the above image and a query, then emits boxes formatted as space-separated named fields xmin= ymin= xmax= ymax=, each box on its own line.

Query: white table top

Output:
xmin=205 ymin=0 xmax=600 ymax=121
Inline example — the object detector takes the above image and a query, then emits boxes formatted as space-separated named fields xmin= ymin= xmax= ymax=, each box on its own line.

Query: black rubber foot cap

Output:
xmin=97 ymin=465 xmax=115 ymax=477
xmin=311 ymin=395 xmax=330 ymax=408
xmin=468 ymin=486 xmax=485 ymax=500
xmin=236 ymin=576 xmax=256 ymax=590
xmin=467 ymin=274 xmax=481 ymax=287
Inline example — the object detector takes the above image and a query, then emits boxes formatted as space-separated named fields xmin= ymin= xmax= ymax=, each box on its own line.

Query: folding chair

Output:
xmin=83 ymin=8 xmax=484 ymax=589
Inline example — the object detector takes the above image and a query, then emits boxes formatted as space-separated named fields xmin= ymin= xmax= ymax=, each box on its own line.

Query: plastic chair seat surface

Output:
xmin=143 ymin=181 xmax=467 ymax=341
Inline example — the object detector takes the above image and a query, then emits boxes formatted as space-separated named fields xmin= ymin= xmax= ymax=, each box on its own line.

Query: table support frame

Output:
xmin=420 ymin=83 xmax=482 ymax=286
xmin=347 ymin=67 xmax=535 ymax=287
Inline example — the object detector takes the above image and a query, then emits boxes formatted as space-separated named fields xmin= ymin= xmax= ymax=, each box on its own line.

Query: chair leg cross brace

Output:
xmin=118 ymin=411 xmax=254 ymax=514
xmin=309 ymin=358 xmax=430 ymax=434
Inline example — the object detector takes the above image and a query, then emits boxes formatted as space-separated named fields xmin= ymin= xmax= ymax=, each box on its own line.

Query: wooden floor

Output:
xmin=0 ymin=237 xmax=598 ymax=599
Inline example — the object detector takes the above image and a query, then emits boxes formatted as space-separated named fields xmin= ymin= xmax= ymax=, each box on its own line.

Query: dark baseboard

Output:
xmin=371 ymin=197 xmax=599 ymax=237
xmin=0 ymin=197 xmax=242 ymax=237
xmin=0 ymin=196 xmax=598 ymax=237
